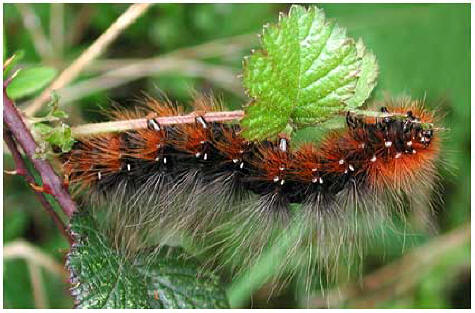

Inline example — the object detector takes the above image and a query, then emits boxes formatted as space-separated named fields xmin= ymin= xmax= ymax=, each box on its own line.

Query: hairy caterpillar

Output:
xmin=62 ymin=95 xmax=442 ymax=289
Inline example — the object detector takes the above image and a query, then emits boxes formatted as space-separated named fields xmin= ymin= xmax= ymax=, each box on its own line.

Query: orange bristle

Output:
xmin=291 ymin=143 xmax=322 ymax=182
xmin=252 ymin=144 xmax=291 ymax=183
xmin=214 ymin=125 xmax=249 ymax=162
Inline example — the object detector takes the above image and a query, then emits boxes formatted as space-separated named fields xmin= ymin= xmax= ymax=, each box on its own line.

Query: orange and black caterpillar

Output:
xmin=61 ymin=96 xmax=441 ymax=282
xmin=63 ymin=98 xmax=439 ymax=205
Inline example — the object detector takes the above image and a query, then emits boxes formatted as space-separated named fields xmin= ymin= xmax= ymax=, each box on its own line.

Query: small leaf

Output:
xmin=346 ymin=39 xmax=379 ymax=109
xmin=51 ymin=110 xmax=69 ymax=119
xmin=6 ymin=66 xmax=57 ymax=99
xmin=242 ymin=5 xmax=363 ymax=139
xmin=44 ymin=124 xmax=75 ymax=153
xmin=33 ymin=123 xmax=53 ymax=136
xmin=67 ymin=211 xmax=229 ymax=309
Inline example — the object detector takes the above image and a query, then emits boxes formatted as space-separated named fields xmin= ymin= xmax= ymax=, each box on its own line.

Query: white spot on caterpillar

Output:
xmin=359 ymin=143 xmax=365 ymax=149
xmin=163 ymin=157 xmax=167 ymax=164
xmin=412 ymin=149 xmax=417 ymax=154
xmin=279 ymin=166 xmax=285 ymax=171
xmin=370 ymin=155 xmax=377 ymax=162
xmin=407 ymin=140 xmax=413 ymax=146
xmin=157 ymin=144 xmax=161 ymax=148
xmin=97 ymin=172 xmax=102 ymax=180
xmin=273 ymin=176 xmax=279 ymax=182
xmin=148 ymin=119 xmax=160 ymax=131
xmin=204 ymin=153 xmax=208 ymax=160
xmin=196 ymin=116 xmax=207 ymax=129
xmin=319 ymin=177 xmax=324 ymax=184
xmin=240 ymin=162 xmax=244 ymax=169
xmin=195 ymin=152 xmax=201 ymax=158
xmin=155 ymin=156 xmax=160 ymax=162
xmin=312 ymin=177 xmax=318 ymax=183
xmin=280 ymin=179 xmax=285 ymax=185
xmin=279 ymin=138 xmax=287 ymax=152
xmin=344 ymin=169 xmax=348 ymax=174
xmin=349 ymin=164 xmax=355 ymax=172
xmin=232 ymin=158 xmax=239 ymax=163
xmin=312 ymin=168 xmax=318 ymax=172
xmin=395 ymin=152 xmax=402 ymax=159
xmin=385 ymin=141 xmax=393 ymax=148
xmin=339 ymin=159 xmax=345 ymax=165
xmin=127 ymin=163 xmax=131 ymax=171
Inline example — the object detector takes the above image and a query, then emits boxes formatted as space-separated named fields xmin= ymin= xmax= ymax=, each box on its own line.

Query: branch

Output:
xmin=58 ymin=58 xmax=244 ymax=105
xmin=25 ymin=3 xmax=152 ymax=116
xmin=86 ymin=33 xmax=256 ymax=72
xmin=3 ymin=128 xmax=71 ymax=243
xmin=71 ymin=110 xmax=245 ymax=137
xmin=4 ymin=239 xmax=66 ymax=277
xmin=4 ymin=84 xmax=77 ymax=218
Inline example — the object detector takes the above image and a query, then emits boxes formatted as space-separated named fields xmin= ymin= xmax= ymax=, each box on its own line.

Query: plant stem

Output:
xmin=3 ymin=85 xmax=77 ymax=218
xmin=25 ymin=3 xmax=152 ymax=116
xmin=71 ymin=110 xmax=245 ymax=137
xmin=3 ymin=128 xmax=72 ymax=243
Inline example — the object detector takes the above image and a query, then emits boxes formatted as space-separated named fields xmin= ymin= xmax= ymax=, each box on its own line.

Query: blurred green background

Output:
xmin=3 ymin=3 xmax=470 ymax=309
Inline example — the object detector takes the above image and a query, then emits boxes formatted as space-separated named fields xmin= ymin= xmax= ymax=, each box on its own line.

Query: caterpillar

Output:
xmin=62 ymin=95 xmax=442 ymax=288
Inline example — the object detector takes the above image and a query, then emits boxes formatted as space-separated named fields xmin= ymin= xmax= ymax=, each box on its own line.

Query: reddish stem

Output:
xmin=3 ymin=129 xmax=72 ymax=243
xmin=3 ymin=85 xmax=77 ymax=218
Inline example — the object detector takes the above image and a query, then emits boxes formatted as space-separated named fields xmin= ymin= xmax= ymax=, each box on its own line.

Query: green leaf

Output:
xmin=67 ymin=211 xmax=229 ymax=309
xmin=346 ymin=39 xmax=379 ymax=108
xmin=242 ymin=5 xmax=363 ymax=139
xmin=5 ymin=66 xmax=57 ymax=99
xmin=33 ymin=123 xmax=53 ymax=135
xmin=51 ymin=110 xmax=69 ymax=119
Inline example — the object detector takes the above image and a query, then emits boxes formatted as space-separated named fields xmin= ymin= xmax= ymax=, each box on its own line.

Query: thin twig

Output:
xmin=66 ymin=5 xmax=96 ymax=47
xmin=58 ymin=58 xmax=244 ymax=105
xmin=15 ymin=4 xmax=54 ymax=61
xmin=71 ymin=110 xmax=245 ymax=137
xmin=4 ymin=239 xmax=66 ymax=277
xmin=4 ymin=84 xmax=77 ymax=218
xmin=25 ymin=3 xmax=152 ymax=117
xmin=87 ymin=33 xmax=256 ymax=73
xmin=3 ymin=128 xmax=71 ymax=243
xmin=27 ymin=261 xmax=48 ymax=308
xmin=50 ymin=3 xmax=64 ymax=59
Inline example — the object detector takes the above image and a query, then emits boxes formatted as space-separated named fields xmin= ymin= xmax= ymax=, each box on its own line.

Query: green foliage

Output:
xmin=31 ymin=93 xmax=75 ymax=155
xmin=6 ymin=66 xmax=57 ymax=99
xmin=241 ymin=5 xmax=377 ymax=140
xmin=67 ymin=211 xmax=229 ymax=309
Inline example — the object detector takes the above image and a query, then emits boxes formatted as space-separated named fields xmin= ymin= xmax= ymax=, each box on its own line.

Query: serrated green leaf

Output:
xmin=242 ymin=5 xmax=363 ymax=139
xmin=6 ymin=66 xmax=57 ymax=99
xmin=67 ymin=211 xmax=229 ymax=309
xmin=346 ymin=39 xmax=379 ymax=108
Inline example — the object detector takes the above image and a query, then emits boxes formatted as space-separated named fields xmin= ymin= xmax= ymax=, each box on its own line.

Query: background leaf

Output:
xmin=6 ymin=66 xmax=57 ymax=99
xmin=67 ymin=211 xmax=229 ymax=309
xmin=242 ymin=5 xmax=368 ymax=139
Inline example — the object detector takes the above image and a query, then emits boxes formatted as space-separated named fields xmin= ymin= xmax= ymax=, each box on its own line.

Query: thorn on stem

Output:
xmin=29 ymin=183 xmax=54 ymax=195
